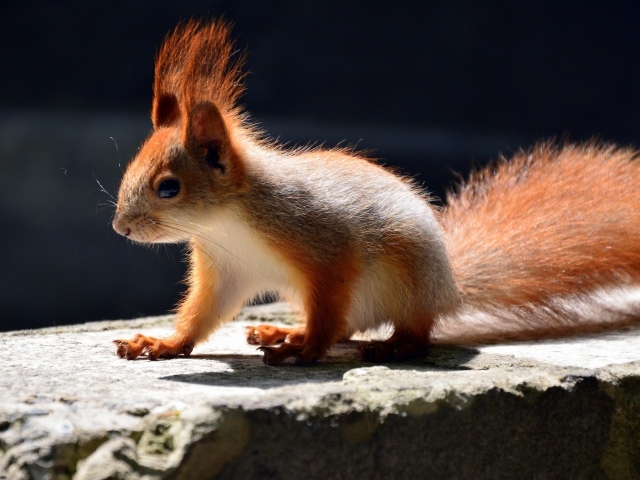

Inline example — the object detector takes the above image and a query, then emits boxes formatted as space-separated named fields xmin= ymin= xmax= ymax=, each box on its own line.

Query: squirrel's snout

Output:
xmin=112 ymin=217 xmax=131 ymax=237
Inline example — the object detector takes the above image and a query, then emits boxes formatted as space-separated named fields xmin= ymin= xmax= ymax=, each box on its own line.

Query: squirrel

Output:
xmin=112 ymin=20 xmax=640 ymax=365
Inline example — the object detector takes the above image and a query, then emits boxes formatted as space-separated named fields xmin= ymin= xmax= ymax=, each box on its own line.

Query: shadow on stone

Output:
xmin=160 ymin=346 xmax=480 ymax=389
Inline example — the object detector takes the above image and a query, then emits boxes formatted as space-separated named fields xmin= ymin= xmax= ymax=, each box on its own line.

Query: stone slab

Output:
xmin=2 ymin=303 xmax=640 ymax=479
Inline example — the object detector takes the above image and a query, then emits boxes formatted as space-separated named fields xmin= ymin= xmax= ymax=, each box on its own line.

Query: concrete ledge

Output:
xmin=2 ymin=303 xmax=640 ymax=479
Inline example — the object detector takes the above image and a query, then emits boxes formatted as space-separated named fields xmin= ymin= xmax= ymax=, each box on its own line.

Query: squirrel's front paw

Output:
xmin=113 ymin=334 xmax=194 ymax=360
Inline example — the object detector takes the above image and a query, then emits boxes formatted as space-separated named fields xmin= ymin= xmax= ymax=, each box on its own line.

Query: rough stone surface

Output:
xmin=2 ymin=303 xmax=640 ymax=479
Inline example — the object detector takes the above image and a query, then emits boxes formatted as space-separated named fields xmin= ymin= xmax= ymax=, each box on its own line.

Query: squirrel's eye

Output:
xmin=157 ymin=179 xmax=180 ymax=198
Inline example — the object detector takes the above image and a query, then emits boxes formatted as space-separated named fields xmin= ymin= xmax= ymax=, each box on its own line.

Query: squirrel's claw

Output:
xmin=257 ymin=343 xmax=322 ymax=366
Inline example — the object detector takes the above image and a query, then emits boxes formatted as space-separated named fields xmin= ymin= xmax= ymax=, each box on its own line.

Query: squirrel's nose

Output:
xmin=112 ymin=217 xmax=131 ymax=237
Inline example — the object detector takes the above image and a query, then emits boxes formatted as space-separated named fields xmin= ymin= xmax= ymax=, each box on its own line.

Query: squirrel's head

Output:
xmin=112 ymin=101 xmax=246 ymax=243
xmin=112 ymin=20 xmax=249 ymax=243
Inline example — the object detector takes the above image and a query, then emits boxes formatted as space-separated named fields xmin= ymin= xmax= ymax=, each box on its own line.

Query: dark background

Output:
xmin=2 ymin=1 xmax=639 ymax=331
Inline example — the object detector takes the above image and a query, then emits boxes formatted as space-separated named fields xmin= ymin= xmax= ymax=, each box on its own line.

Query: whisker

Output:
xmin=110 ymin=136 xmax=126 ymax=171
xmin=187 ymin=241 xmax=228 ymax=276
xmin=169 ymin=216 xmax=215 ymax=233
xmin=156 ymin=219 xmax=265 ymax=278
xmin=93 ymin=173 xmax=116 ymax=201
xmin=149 ymin=222 xmax=224 ymax=272
xmin=95 ymin=204 xmax=115 ymax=214
xmin=163 ymin=244 xmax=177 ymax=264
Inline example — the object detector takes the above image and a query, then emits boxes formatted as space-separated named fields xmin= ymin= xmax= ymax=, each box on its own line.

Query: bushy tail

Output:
xmin=433 ymin=142 xmax=640 ymax=344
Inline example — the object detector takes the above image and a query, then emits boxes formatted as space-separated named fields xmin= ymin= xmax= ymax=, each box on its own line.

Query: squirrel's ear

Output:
xmin=184 ymin=102 xmax=228 ymax=149
xmin=152 ymin=93 xmax=180 ymax=129
xmin=185 ymin=102 xmax=244 ymax=179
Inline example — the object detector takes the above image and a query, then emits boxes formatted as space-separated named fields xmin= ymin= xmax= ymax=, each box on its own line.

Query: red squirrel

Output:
xmin=112 ymin=20 xmax=640 ymax=365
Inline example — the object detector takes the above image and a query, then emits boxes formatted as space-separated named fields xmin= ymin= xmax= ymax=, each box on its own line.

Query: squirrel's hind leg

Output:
xmin=245 ymin=325 xmax=305 ymax=345
xmin=257 ymin=302 xmax=347 ymax=366
xmin=257 ymin=267 xmax=355 ymax=365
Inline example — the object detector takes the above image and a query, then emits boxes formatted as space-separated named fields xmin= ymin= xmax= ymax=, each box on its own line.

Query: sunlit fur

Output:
xmin=113 ymin=20 xmax=640 ymax=364
xmin=435 ymin=142 xmax=640 ymax=343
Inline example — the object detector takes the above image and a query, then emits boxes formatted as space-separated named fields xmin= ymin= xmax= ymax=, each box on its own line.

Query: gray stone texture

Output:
xmin=2 ymin=303 xmax=640 ymax=479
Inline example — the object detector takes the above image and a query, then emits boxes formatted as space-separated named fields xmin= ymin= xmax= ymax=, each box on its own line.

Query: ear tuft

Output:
xmin=152 ymin=94 xmax=180 ymax=129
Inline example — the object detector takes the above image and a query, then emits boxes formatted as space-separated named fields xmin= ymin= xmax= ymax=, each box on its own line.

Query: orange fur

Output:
xmin=256 ymin=234 xmax=360 ymax=364
xmin=446 ymin=143 xmax=640 ymax=302
xmin=435 ymin=142 xmax=640 ymax=343
xmin=246 ymin=325 xmax=306 ymax=345
xmin=112 ymin=20 xmax=640 ymax=365
xmin=152 ymin=19 xmax=246 ymax=129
